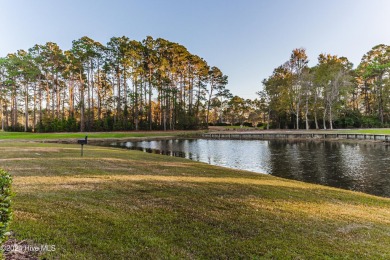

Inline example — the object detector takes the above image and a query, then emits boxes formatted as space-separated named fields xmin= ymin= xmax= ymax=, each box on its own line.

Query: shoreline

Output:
xmin=203 ymin=130 xmax=390 ymax=145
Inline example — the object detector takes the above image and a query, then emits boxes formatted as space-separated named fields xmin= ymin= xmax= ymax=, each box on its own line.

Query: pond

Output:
xmin=106 ymin=139 xmax=390 ymax=198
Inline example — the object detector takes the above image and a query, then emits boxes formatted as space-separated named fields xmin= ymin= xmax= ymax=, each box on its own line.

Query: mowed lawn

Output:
xmin=0 ymin=130 xmax=200 ymax=140
xmin=0 ymin=141 xmax=389 ymax=259
xmin=340 ymin=129 xmax=390 ymax=135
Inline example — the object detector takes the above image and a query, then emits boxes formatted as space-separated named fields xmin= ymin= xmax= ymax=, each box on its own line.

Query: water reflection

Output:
xmin=107 ymin=139 xmax=390 ymax=197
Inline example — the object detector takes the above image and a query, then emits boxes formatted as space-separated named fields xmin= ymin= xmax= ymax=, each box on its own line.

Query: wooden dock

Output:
xmin=202 ymin=132 xmax=390 ymax=142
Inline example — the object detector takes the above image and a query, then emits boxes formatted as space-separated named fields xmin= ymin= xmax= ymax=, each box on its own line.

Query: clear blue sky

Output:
xmin=1 ymin=0 xmax=390 ymax=99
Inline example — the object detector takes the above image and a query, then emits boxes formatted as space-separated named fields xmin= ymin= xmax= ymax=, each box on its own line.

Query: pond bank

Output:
xmin=203 ymin=131 xmax=390 ymax=143
xmin=2 ymin=141 xmax=389 ymax=259
xmin=40 ymin=135 xmax=183 ymax=145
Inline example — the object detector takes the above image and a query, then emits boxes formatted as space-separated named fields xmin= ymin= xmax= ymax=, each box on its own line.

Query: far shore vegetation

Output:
xmin=2 ymin=141 xmax=389 ymax=259
xmin=1 ymin=37 xmax=390 ymax=133
xmin=0 ymin=130 xmax=200 ymax=140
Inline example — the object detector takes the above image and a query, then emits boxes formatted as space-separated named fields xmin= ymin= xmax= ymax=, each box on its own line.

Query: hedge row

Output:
xmin=0 ymin=169 xmax=12 ymax=244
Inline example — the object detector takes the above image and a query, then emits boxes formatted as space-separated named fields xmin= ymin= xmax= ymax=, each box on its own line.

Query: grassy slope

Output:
xmin=0 ymin=142 xmax=389 ymax=259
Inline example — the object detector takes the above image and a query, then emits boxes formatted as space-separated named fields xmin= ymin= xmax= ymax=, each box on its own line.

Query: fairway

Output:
xmin=1 ymin=141 xmax=389 ymax=259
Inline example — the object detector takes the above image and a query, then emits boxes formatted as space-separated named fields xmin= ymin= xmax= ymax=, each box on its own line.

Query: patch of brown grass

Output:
xmin=13 ymin=174 xmax=318 ymax=189
xmin=245 ymin=197 xmax=390 ymax=224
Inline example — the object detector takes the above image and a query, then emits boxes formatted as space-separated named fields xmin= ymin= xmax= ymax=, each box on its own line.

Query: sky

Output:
xmin=1 ymin=0 xmax=390 ymax=99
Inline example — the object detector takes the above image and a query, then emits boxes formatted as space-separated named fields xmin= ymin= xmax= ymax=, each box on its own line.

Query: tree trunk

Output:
xmin=69 ymin=79 xmax=74 ymax=118
xmin=171 ymin=92 xmax=175 ymax=130
xmin=45 ymin=72 xmax=50 ymax=116
xmin=4 ymin=102 xmax=8 ymax=130
xmin=148 ymin=69 xmax=153 ymax=130
xmin=134 ymin=78 xmax=139 ymax=131
xmin=51 ymin=70 xmax=55 ymax=119
xmin=13 ymin=85 xmax=17 ymax=130
xmin=206 ymin=79 xmax=214 ymax=127
xmin=56 ymin=72 xmax=60 ymax=119
xmin=62 ymin=90 xmax=65 ymax=119
xmin=33 ymin=84 xmax=36 ymax=132
xmin=87 ymin=67 xmax=91 ymax=130
xmin=97 ymin=62 xmax=101 ymax=121
xmin=5 ymin=102 xmax=8 ymax=129
xmin=364 ymin=81 xmax=370 ymax=114
xmin=123 ymin=66 xmax=128 ymax=129
xmin=0 ymin=100 xmax=4 ymax=131
xmin=305 ymin=97 xmax=309 ymax=130
xmin=39 ymin=85 xmax=42 ymax=127
xmin=195 ymin=80 xmax=201 ymax=124
xmin=24 ymin=84 xmax=28 ymax=132
xmin=296 ymin=104 xmax=299 ymax=130
xmin=116 ymin=68 xmax=121 ymax=125
xmin=314 ymin=111 xmax=319 ymax=130
xmin=323 ymin=106 xmax=327 ymax=130
xmin=378 ymin=75 xmax=384 ymax=125
xmin=91 ymin=60 xmax=95 ymax=129
xmin=79 ymin=73 xmax=85 ymax=132
xmin=163 ymin=108 xmax=167 ymax=131
xmin=267 ymin=107 xmax=270 ymax=130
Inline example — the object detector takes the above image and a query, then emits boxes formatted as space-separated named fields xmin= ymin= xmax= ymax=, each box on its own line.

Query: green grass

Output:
xmin=224 ymin=126 xmax=256 ymax=129
xmin=207 ymin=127 xmax=390 ymax=134
xmin=337 ymin=129 xmax=390 ymax=134
xmin=210 ymin=126 xmax=263 ymax=131
xmin=0 ymin=130 xmax=201 ymax=140
xmin=1 ymin=128 xmax=390 ymax=141
xmin=1 ymin=142 xmax=389 ymax=259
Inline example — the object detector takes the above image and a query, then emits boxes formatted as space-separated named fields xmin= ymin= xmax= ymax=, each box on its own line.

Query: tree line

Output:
xmin=0 ymin=36 xmax=233 ymax=132
xmin=259 ymin=44 xmax=390 ymax=129
xmin=2 ymin=37 xmax=388 ymax=132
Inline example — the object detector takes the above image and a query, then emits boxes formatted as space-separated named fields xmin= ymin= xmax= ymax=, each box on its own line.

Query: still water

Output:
xmin=108 ymin=139 xmax=390 ymax=197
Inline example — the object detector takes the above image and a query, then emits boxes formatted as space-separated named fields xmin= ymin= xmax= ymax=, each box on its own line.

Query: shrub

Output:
xmin=242 ymin=122 xmax=253 ymax=127
xmin=361 ymin=115 xmax=382 ymax=128
xmin=0 ymin=169 xmax=12 ymax=244
xmin=334 ymin=109 xmax=363 ymax=128
xmin=214 ymin=122 xmax=230 ymax=126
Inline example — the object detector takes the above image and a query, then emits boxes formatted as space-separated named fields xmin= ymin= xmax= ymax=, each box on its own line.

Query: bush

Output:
xmin=361 ymin=115 xmax=382 ymax=128
xmin=234 ymin=122 xmax=253 ymax=127
xmin=0 ymin=169 xmax=12 ymax=244
xmin=4 ymin=124 xmax=25 ymax=132
xmin=214 ymin=122 xmax=230 ymax=126
xmin=334 ymin=110 xmax=363 ymax=128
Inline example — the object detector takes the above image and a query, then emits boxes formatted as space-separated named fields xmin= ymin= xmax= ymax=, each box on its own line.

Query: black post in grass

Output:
xmin=77 ymin=136 xmax=88 ymax=157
